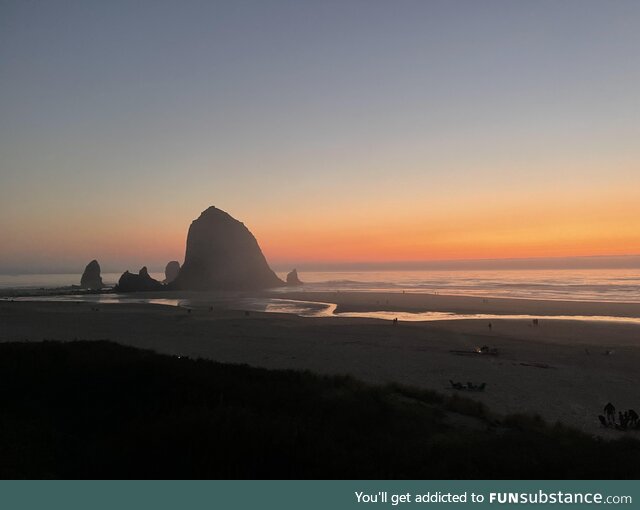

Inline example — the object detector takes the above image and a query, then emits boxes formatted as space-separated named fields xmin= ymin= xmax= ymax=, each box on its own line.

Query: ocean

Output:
xmin=278 ymin=269 xmax=640 ymax=303
xmin=1 ymin=268 xmax=640 ymax=303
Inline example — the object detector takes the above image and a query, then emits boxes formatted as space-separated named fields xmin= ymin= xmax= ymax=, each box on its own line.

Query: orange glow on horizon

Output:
xmin=257 ymin=192 xmax=640 ymax=264
xmin=2 ymin=184 xmax=640 ymax=270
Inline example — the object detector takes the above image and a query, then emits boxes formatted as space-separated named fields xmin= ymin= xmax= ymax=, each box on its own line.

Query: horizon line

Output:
xmin=3 ymin=253 xmax=640 ymax=275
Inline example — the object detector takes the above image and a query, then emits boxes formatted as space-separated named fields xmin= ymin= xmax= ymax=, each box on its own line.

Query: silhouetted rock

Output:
xmin=80 ymin=260 xmax=103 ymax=290
xmin=164 ymin=261 xmax=181 ymax=284
xmin=171 ymin=206 xmax=284 ymax=290
xmin=286 ymin=269 xmax=303 ymax=286
xmin=116 ymin=267 xmax=163 ymax=292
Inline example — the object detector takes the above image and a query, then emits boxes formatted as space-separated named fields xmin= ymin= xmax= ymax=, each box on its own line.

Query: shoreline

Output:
xmin=275 ymin=290 xmax=640 ymax=318
xmin=5 ymin=287 xmax=640 ymax=318
xmin=7 ymin=288 xmax=640 ymax=325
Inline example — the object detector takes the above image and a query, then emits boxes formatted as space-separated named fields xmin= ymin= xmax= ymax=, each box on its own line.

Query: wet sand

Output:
xmin=2 ymin=299 xmax=639 ymax=437
xmin=276 ymin=290 xmax=640 ymax=318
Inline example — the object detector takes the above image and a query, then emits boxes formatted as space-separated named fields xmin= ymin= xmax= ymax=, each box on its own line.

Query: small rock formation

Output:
xmin=116 ymin=267 xmax=164 ymax=292
xmin=286 ymin=268 xmax=303 ymax=286
xmin=170 ymin=206 xmax=284 ymax=290
xmin=164 ymin=261 xmax=181 ymax=284
xmin=80 ymin=260 xmax=103 ymax=290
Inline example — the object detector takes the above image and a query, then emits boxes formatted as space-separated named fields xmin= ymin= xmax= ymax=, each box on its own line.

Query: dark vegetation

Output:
xmin=1 ymin=341 xmax=639 ymax=479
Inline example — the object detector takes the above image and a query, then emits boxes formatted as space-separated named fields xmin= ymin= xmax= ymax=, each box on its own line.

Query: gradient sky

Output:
xmin=1 ymin=1 xmax=640 ymax=273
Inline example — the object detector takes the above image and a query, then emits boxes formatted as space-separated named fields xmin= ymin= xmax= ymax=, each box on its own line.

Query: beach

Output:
xmin=3 ymin=293 xmax=640 ymax=437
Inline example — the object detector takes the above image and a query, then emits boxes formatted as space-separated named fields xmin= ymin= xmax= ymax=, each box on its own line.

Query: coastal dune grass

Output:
xmin=0 ymin=340 xmax=638 ymax=479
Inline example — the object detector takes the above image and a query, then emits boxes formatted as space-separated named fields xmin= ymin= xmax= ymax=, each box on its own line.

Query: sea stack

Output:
xmin=171 ymin=206 xmax=284 ymax=290
xmin=286 ymin=269 xmax=303 ymax=286
xmin=163 ymin=261 xmax=181 ymax=284
xmin=116 ymin=267 xmax=163 ymax=292
xmin=80 ymin=260 xmax=103 ymax=290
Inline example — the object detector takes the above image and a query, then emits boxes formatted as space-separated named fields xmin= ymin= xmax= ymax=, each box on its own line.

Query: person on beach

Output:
xmin=604 ymin=402 xmax=616 ymax=424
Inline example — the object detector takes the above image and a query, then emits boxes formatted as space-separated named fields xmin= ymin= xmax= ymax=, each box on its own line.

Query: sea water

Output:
xmin=272 ymin=269 xmax=640 ymax=303
xmin=1 ymin=269 xmax=640 ymax=303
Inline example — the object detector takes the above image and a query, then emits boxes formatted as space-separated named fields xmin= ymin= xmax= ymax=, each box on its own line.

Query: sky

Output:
xmin=1 ymin=0 xmax=640 ymax=273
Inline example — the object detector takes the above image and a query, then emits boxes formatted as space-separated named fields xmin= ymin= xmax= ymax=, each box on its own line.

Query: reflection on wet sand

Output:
xmin=10 ymin=294 xmax=640 ymax=325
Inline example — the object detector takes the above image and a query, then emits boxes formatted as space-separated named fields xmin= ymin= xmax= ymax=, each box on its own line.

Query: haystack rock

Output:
xmin=164 ymin=261 xmax=181 ymax=284
xmin=170 ymin=206 xmax=284 ymax=290
xmin=286 ymin=269 xmax=303 ymax=286
xmin=80 ymin=259 xmax=103 ymax=290
xmin=116 ymin=267 xmax=163 ymax=292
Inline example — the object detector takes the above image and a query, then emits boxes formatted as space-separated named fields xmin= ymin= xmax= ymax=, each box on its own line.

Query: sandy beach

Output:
xmin=2 ymin=293 xmax=640 ymax=437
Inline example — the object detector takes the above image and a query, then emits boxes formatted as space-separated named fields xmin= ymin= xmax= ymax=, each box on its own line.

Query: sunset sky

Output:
xmin=1 ymin=1 xmax=640 ymax=273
